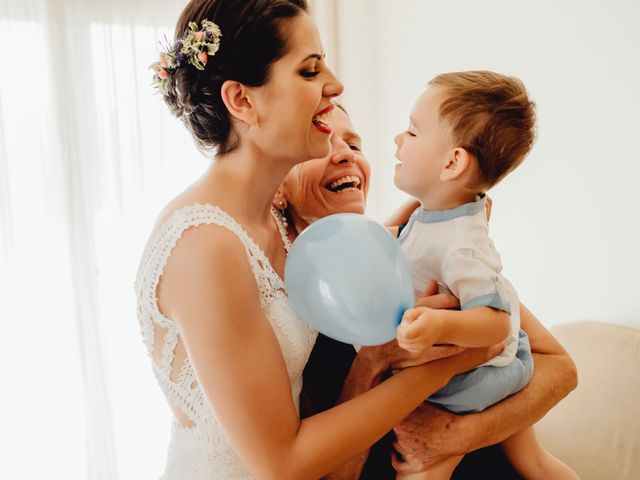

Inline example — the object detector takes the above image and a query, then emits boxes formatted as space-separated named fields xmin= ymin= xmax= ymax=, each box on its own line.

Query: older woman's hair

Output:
xmin=163 ymin=0 xmax=309 ymax=155
xmin=334 ymin=102 xmax=348 ymax=115
xmin=429 ymin=70 xmax=537 ymax=188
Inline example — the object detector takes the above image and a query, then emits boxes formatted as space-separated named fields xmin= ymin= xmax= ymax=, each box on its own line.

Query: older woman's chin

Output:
xmin=324 ymin=192 xmax=367 ymax=215
xmin=337 ymin=205 xmax=365 ymax=215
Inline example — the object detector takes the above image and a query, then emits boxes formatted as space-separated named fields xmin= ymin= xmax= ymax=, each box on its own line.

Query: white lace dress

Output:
xmin=135 ymin=204 xmax=318 ymax=479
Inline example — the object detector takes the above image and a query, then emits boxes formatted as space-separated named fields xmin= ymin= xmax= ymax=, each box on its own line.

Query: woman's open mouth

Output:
xmin=325 ymin=175 xmax=362 ymax=193
xmin=312 ymin=104 xmax=334 ymax=134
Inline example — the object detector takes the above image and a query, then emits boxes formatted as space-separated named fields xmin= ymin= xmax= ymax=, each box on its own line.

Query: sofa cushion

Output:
xmin=536 ymin=321 xmax=640 ymax=480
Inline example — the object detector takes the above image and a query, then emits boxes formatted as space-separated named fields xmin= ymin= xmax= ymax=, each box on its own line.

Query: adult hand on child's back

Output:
xmin=485 ymin=195 xmax=493 ymax=222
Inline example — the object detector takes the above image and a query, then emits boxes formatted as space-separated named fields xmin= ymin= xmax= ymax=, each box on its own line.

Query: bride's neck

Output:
xmin=200 ymin=148 xmax=292 ymax=225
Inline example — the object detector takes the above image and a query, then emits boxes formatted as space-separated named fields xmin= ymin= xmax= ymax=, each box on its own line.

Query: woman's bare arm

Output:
xmin=161 ymin=224 xmax=498 ymax=480
xmin=321 ymin=347 xmax=384 ymax=480
xmin=392 ymin=303 xmax=578 ymax=473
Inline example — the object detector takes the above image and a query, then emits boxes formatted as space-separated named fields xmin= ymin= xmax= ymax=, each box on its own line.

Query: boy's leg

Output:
xmin=396 ymin=455 xmax=463 ymax=480
xmin=501 ymin=426 xmax=579 ymax=480
xmin=452 ymin=444 xmax=521 ymax=479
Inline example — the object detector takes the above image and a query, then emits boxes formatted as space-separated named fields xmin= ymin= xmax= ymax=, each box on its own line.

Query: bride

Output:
xmin=135 ymin=1 xmax=497 ymax=478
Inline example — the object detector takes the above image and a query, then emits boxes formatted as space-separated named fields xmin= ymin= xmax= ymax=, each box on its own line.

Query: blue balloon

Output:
xmin=285 ymin=213 xmax=414 ymax=346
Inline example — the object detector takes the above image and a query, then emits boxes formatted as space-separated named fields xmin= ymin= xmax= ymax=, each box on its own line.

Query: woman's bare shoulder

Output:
xmin=151 ymin=190 xmax=200 ymax=233
xmin=149 ymin=179 xmax=225 ymax=238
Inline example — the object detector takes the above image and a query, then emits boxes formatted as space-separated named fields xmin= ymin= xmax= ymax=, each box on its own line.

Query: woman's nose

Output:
xmin=331 ymin=144 xmax=356 ymax=164
xmin=323 ymin=66 xmax=344 ymax=98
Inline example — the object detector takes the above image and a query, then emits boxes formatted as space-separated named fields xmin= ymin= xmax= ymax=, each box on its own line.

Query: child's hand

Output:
xmin=396 ymin=307 xmax=444 ymax=353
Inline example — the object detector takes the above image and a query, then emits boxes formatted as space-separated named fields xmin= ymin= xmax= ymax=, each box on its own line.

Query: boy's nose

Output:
xmin=394 ymin=133 xmax=402 ymax=146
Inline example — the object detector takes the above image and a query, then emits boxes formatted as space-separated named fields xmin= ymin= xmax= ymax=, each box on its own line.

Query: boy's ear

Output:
xmin=440 ymin=147 xmax=474 ymax=182
xmin=220 ymin=80 xmax=258 ymax=125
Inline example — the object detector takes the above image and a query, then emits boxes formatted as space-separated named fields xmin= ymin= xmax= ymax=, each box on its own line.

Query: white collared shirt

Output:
xmin=398 ymin=196 xmax=519 ymax=367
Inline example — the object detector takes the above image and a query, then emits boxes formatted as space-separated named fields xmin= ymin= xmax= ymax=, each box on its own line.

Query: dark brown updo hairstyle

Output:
xmin=162 ymin=0 xmax=309 ymax=155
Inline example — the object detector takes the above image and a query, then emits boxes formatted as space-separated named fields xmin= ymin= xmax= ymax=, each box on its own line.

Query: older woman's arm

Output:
xmin=392 ymin=303 xmax=578 ymax=473
xmin=385 ymin=198 xmax=420 ymax=228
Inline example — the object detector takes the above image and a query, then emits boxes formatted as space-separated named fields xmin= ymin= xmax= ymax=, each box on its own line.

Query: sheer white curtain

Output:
xmin=0 ymin=2 xmax=359 ymax=477
xmin=0 ymin=0 xmax=208 ymax=478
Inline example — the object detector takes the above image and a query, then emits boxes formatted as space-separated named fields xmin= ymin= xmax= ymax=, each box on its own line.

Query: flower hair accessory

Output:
xmin=151 ymin=19 xmax=222 ymax=95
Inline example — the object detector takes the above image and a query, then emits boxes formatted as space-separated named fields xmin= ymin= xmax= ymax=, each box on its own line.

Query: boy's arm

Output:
xmin=397 ymin=306 xmax=510 ymax=352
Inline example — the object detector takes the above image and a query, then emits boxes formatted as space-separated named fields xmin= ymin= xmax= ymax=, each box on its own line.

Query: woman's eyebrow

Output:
xmin=299 ymin=53 xmax=323 ymax=64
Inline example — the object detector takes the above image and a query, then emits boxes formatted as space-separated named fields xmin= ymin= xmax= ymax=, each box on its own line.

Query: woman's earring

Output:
xmin=279 ymin=200 xmax=289 ymax=228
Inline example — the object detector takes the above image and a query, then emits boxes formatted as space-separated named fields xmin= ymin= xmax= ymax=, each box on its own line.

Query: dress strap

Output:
xmin=139 ymin=204 xmax=287 ymax=322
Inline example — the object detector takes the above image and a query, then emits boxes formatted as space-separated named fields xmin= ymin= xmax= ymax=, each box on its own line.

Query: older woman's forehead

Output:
xmin=336 ymin=126 xmax=361 ymax=145
xmin=343 ymin=130 xmax=361 ymax=143
xmin=331 ymin=110 xmax=359 ymax=139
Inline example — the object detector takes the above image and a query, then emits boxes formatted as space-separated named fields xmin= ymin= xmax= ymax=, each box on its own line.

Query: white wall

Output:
xmin=323 ymin=0 xmax=640 ymax=327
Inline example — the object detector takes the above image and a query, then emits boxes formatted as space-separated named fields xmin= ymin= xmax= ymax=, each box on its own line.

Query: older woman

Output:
xmin=273 ymin=105 xmax=578 ymax=478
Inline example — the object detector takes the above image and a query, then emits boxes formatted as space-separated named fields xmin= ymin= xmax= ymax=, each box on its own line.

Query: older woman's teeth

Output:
xmin=326 ymin=175 xmax=361 ymax=192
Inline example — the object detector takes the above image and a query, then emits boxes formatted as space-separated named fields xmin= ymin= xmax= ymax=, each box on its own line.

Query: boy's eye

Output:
xmin=349 ymin=144 xmax=361 ymax=152
xmin=406 ymin=130 xmax=416 ymax=137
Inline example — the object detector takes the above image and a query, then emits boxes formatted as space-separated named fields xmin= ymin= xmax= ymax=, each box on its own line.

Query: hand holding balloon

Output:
xmin=285 ymin=213 xmax=414 ymax=346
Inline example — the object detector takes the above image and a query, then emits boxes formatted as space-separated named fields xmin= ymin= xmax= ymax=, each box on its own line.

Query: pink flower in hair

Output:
xmin=150 ymin=19 xmax=222 ymax=95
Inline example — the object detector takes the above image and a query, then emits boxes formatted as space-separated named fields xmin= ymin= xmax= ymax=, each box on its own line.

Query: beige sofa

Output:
xmin=536 ymin=321 xmax=640 ymax=480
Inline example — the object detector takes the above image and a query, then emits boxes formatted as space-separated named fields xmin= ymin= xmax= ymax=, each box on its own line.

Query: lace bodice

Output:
xmin=135 ymin=204 xmax=317 ymax=479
